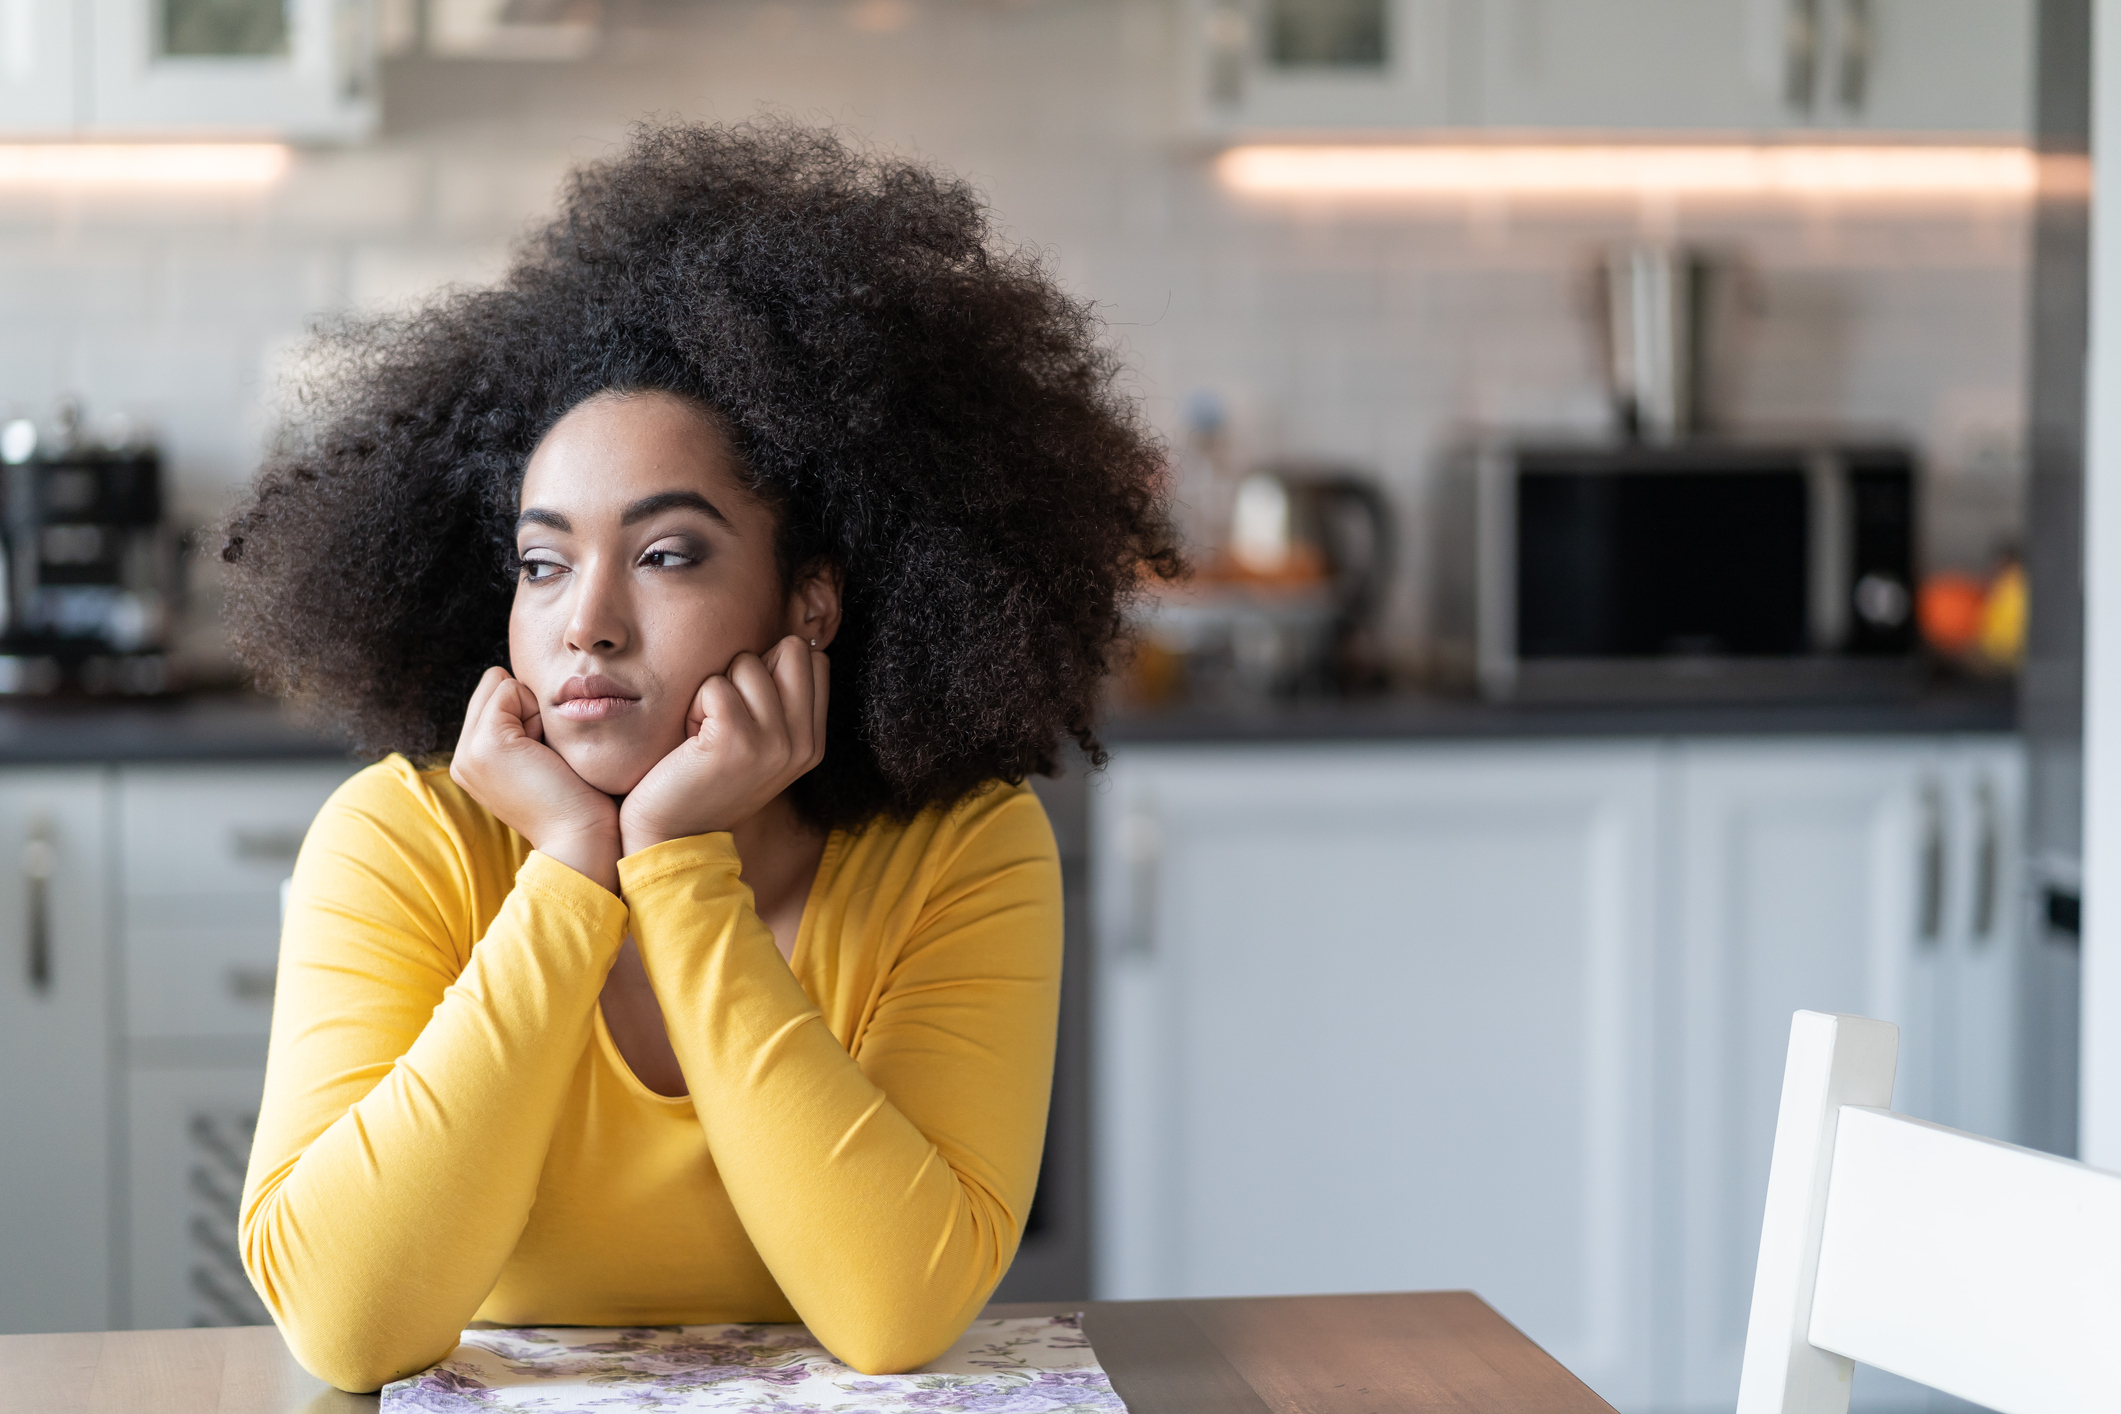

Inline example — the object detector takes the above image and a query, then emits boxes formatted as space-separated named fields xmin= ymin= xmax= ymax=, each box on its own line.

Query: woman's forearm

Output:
xmin=622 ymin=827 xmax=1060 ymax=1375
xmin=241 ymin=850 xmax=627 ymax=1392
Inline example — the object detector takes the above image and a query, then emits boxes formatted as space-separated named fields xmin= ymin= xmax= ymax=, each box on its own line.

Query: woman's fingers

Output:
xmin=460 ymin=666 xmax=510 ymax=739
xmin=725 ymin=652 xmax=783 ymax=734
xmin=807 ymin=648 xmax=830 ymax=767
xmin=510 ymin=678 xmax=545 ymax=742
xmin=695 ymin=674 xmax=749 ymax=743
xmin=685 ymin=639 xmax=821 ymax=783
xmin=767 ymin=635 xmax=817 ymax=762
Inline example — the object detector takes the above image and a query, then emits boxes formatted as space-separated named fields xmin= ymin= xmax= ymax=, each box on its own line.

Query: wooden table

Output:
xmin=0 ymin=1292 xmax=1617 ymax=1413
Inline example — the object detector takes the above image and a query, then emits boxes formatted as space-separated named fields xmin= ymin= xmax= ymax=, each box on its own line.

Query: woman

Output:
xmin=224 ymin=121 xmax=1175 ymax=1393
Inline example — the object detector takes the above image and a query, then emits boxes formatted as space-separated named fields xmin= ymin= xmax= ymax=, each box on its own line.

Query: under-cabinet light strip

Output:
xmin=0 ymin=144 xmax=292 ymax=186
xmin=1216 ymin=144 xmax=2047 ymax=198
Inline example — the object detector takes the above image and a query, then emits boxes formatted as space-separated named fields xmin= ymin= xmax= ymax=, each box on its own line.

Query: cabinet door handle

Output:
xmin=1972 ymin=777 xmax=1999 ymax=942
xmin=1121 ymin=808 xmax=1161 ymax=958
xmin=1786 ymin=0 xmax=1821 ymax=111
xmin=226 ymin=965 xmax=276 ymax=1002
xmin=230 ymin=826 xmax=306 ymax=862
xmin=23 ymin=818 xmax=54 ymax=994
xmin=1837 ymin=0 xmax=1871 ymax=111
xmin=1206 ymin=0 xmax=1249 ymax=106
xmin=1918 ymin=779 xmax=1945 ymax=943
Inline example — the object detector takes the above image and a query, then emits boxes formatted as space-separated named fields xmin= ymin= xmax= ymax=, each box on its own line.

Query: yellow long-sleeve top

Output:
xmin=238 ymin=755 xmax=1062 ymax=1393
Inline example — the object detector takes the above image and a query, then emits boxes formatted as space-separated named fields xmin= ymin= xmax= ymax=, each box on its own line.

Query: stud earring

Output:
xmin=809 ymin=638 xmax=818 ymax=648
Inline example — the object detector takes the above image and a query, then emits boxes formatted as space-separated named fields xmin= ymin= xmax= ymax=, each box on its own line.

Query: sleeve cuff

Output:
xmin=518 ymin=848 xmax=633 ymax=935
xmin=617 ymin=832 xmax=743 ymax=893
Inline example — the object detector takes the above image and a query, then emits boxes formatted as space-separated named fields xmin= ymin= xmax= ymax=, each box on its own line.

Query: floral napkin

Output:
xmin=380 ymin=1311 xmax=1128 ymax=1412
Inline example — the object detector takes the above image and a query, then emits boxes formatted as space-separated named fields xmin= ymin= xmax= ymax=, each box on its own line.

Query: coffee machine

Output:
xmin=0 ymin=404 xmax=179 ymax=695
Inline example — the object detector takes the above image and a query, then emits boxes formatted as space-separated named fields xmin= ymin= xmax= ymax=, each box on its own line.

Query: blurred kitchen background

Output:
xmin=0 ymin=2 xmax=2090 ymax=1412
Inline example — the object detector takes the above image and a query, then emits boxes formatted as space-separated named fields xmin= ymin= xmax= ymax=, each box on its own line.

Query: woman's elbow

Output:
xmin=822 ymin=1294 xmax=995 ymax=1376
xmin=278 ymin=1317 xmax=457 ymax=1394
xmin=832 ymin=1329 xmax=958 ymax=1378
xmin=246 ymin=1258 xmax=447 ymax=1391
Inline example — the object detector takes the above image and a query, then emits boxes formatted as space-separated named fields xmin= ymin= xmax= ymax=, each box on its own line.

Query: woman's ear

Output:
xmin=787 ymin=560 xmax=844 ymax=650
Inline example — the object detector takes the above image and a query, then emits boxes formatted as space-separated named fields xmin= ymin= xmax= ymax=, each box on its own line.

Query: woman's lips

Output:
xmin=550 ymin=674 xmax=641 ymax=722
xmin=551 ymin=694 xmax=639 ymax=722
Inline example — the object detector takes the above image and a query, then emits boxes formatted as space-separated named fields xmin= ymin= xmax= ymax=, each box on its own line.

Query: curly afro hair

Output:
xmin=220 ymin=118 xmax=1179 ymax=831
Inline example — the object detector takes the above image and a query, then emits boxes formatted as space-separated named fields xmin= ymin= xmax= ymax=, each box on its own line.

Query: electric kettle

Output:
xmin=1226 ymin=464 xmax=1395 ymax=690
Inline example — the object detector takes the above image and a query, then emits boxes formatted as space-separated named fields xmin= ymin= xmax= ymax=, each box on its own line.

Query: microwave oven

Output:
xmin=1432 ymin=441 xmax=1920 ymax=702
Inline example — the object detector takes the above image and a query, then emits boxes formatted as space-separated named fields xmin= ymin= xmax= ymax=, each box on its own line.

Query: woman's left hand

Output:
xmin=619 ymin=635 xmax=829 ymax=857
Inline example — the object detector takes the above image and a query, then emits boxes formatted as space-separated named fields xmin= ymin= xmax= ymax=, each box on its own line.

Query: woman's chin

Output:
xmin=553 ymin=743 xmax=660 ymax=799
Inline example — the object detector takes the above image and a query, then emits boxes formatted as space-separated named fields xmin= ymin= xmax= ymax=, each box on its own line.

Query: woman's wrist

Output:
xmin=620 ymin=821 xmax=741 ymax=861
xmin=537 ymin=825 xmax=622 ymax=894
xmin=620 ymin=823 xmax=686 ymax=860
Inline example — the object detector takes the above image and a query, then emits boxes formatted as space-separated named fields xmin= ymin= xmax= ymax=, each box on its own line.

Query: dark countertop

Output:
xmin=0 ymin=682 xmax=2020 ymax=765
xmin=0 ymin=693 xmax=352 ymax=764
xmin=1103 ymin=681 xmax=2019 ymax=745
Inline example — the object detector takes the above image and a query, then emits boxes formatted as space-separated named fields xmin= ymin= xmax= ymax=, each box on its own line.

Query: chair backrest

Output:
xmin=1735 ymin=1010 xmax=2121 ymax=1414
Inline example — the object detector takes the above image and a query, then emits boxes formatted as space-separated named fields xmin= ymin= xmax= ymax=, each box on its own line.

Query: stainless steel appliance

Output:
xmin=1145 ymin=463 xmax=1396 ymax=702
xmin=1228 ymin=464 xmax=1395 ymax=690
xmin=0 ymin=412 xmax=178 ymax=695
xmin=1602 ymin=244 xmax=1722 ymax=441
xmin=1433 ymin=439 xmax=1920 ymax=701
xmin=2020 ymin=0 xmax=2089 ymax=1157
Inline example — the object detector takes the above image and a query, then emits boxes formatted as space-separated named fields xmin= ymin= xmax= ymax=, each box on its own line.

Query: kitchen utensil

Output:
xmin=1602 ymin=244 xmax=1724 ymax=441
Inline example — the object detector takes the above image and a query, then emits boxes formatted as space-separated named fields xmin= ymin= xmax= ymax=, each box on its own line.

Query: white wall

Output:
xmin=2081 ymin=0 xmax=2121 ymax=1171
xmin=0 ymin=0 xmax=2030 ymax=661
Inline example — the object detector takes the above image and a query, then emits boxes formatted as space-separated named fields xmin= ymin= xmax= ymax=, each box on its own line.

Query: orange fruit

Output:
xmin=1918 ymin=573 xmax=1986 ymax=655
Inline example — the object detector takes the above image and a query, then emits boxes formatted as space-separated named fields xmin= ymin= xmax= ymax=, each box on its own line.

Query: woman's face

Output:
xmin=509 ymin=390 xmax=834 ymax=796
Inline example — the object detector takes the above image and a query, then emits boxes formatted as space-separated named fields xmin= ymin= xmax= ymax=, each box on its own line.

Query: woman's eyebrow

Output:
xmin=622 ymin=489 xmax=733 ymax=529
xmin=517 ymin=508 xmax=570 ymax=532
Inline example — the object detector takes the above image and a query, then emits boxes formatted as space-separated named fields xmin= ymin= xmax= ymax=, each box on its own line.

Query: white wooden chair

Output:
xmin=1735 ymin=1010 xmax=2121 ymax=1414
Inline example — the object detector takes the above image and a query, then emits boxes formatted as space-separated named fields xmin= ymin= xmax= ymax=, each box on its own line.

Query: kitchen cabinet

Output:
xmin=117 ymin=761 xmax=354 ymax=1329
xmin=0 ymin=757 xmax=355 ymax=1335
xmin=126 ymin=1066 xmax=275 ymax=1328
xmin=1468 ymin=0 xmax=1789 ymax=134
xmin=1091 ymin=741 xmax=1663 ymax=1408
xmin=0 ymin=0 xmax=376 ymax=140
xmin=1797 ymin=0 xmax=2033 ymax=135
xmin=0 ymin=0 xmax=80 ymax=132
xmin=1668 ymin=737 xmax=2023 ymax=1411
xmin=1472 ymin=0 xmax=2031 ymax=135
xmin=1183 ymin=0 xmax=1459 ymax=137
xmin=1187 ymin=0 xmax=2031 ymax=138
xmin=1091 ymin=732 xmax=2026 ymax=1414
xmin=0 ymin=769 xmax=114 ymax=1337
xmin=86 ymin=0 xmax=377 ymax=140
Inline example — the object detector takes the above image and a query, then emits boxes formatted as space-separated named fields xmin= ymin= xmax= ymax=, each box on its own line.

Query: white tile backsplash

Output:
xmin=0 ymin=0 xmax=2031 ymax=658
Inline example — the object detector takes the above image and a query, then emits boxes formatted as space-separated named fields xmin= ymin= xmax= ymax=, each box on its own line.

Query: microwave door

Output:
xmin=1515 ymin=466 xmax=1812 ymax=660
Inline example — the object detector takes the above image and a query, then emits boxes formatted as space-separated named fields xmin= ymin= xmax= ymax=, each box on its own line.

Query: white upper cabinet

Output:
xmin=1185 ymin=0 xmax=1462 ymax=135
xmin=1472 ymin=0 xmax=1791 ymax=133
xmin=1814 ymin=0 xmax=2033 ymax=134
xmin=86 ymin=0 xmax=376 ymax=139
xmin=1187 ymin=0 xmax=2032 ymax=137
xmin=0 ymin=0 xmax=376 ymax=139
xmin=0 ymin=0 xmax=78 ymax=132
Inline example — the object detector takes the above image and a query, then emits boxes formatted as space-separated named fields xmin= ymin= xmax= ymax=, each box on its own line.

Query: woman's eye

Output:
xmin=520 ymin=557 xmax=564 ymax=583
xmin=640 ymin=548 xmax=697 ymax=570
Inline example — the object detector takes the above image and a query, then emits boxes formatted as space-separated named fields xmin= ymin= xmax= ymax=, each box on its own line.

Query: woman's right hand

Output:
xmin=449 ymin=666 xmax=621 ymax=892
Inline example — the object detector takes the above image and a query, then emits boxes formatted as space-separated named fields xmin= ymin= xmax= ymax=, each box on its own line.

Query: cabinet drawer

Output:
xmin=118 ymin=764 xmax=356 ymax=898
xmin=125 ymin=928 xmax=279 ymax=1040
xmin=126 ymin=1065 xmax=270 ymax=1331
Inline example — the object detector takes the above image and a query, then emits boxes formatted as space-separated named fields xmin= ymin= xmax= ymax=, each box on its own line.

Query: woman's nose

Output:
xmin=565 ymin=560 xmax=631 ymax=654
